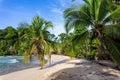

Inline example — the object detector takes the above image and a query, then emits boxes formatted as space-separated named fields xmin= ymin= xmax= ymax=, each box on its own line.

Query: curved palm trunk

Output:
xmin=95 ymin=28 xmax=110 ymax=60
xmin=36 ymin=41 xmax=46 ymax=69
xmin=96 ymin=45 xmax=102 ymax=60
xmin=38 ymin=52 xmax=46 ymax=69
xmin=48 ymin=54 xmax=51 ymax=65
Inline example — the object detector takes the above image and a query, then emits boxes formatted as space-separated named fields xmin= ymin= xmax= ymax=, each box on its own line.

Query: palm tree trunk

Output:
xmin=96 ymin=45 xmax=102 ymax=60
xmin=95 ymin=29 xmax=110 ymax=60
xmin=48 ymin=54 xmax=51 ymax=65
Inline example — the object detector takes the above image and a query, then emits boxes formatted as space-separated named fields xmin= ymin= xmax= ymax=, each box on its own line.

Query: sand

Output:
xmin=0 ymin=55 xmax=120 ymax=80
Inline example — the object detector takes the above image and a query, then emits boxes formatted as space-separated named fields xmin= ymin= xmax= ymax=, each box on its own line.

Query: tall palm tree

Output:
xmin=25 ymin=16 xmax=53 ymax=68
xmin=64 ymin=0 xmax=120 ymax=66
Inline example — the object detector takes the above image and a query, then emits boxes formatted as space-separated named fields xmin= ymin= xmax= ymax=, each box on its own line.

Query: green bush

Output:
xmin=18 ymin=49 xmax=24 ymax=55
xmin=86 ymin=50 xmax=97 ymax=60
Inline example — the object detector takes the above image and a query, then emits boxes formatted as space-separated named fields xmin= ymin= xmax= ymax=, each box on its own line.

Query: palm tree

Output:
xmin=25 ymin=16 xmax=53 ymax=68
xmin=64 ymin=0 xmax=120 ymax=66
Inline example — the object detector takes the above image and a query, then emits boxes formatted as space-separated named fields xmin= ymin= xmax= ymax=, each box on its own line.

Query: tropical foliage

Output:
xmin=64 ymin=0 xmax=120 ymax=66
xmin=1 ymin=0 xmax=120 ymax=68
xmin=0 ymin=16 xmax=57 ymax=68
xmin=25 ymin=16 xmax=54 ymax=68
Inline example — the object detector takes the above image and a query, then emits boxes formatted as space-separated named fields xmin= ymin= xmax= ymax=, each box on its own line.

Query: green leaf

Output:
xmin=106 ymin=37 xmax=120 ymax=66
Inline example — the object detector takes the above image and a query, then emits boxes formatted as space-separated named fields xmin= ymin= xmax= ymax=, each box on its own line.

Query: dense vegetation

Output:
xmin=0 ymin=16 xmax=56 ymax=56
xmin=0 ymin=0 xmax=120 ymax=67
xmin=64 ymin=0 xmax=120 ymax=66
xmin=0 ymin=16 xmax=59 ymax=68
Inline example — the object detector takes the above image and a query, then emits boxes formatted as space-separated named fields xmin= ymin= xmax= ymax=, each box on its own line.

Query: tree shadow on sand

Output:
xmin=47 ymin=60 xmax=120 ymax=80
xmin=44 ymin=59 xmax=69 ymax=69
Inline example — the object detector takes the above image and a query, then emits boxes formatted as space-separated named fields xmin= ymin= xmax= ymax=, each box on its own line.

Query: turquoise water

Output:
xmin=0 ymin=56 xmax=39 ymax=75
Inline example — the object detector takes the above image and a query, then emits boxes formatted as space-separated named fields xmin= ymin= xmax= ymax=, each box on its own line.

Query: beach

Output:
xmin=0 ymin=55 xmax=120 ymax=80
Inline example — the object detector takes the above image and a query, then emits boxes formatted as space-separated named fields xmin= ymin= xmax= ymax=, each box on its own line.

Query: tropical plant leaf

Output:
xmin=72 ymin=30 xmax=89 ymax=45
xmin=104 ymin=7 xmax=120 ymax=24
xmin=105 ymin=37 xmax=120 ymax=66
xmin=98 ymin=0 xmax=109 ymax=21
xmin=105 ymin=24 xmax=120 ymax=39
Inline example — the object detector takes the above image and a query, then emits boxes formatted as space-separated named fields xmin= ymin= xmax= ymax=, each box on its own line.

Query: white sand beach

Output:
xmin=0 ymin=55 xmax=120 ymax=80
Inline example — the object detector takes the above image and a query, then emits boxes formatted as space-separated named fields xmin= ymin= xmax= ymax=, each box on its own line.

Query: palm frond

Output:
xmin=105 ymin=24 xmax=120 ymax=39
xmin=98 ymin=0 xmax=109 ymax=21
xmin=43 ymin=21 xmax=53 ymax=31
xmin=103 ymin=7 xmax=120 ymax=24
xmin=105 ymin=37 xmax=120 ymax=66
xmin=72 ymin=30 xmax=89 ymax=45
xmin=64 ymin=5 xmax=92 ymax=32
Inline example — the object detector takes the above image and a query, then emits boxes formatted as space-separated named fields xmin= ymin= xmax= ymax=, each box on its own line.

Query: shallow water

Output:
xmin=0 ymin=56 xmax=40 ymax=75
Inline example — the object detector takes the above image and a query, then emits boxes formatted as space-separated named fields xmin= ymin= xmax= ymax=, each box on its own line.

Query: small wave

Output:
xmin=0 ymin=59 xmax=19 ymax=64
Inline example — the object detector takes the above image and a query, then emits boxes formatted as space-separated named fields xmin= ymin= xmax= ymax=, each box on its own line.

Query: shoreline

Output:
xmin=0 ymin=55 xmax=70 ymax=80
xmin=0 ymin=54 xmax=68 ymax=75
xmin=0 ymin=55 xmax=120 ymax=80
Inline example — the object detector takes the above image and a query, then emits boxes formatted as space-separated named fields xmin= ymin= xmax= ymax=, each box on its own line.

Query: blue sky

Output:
xmin=0 ymin=0 xmax=84 ymax=36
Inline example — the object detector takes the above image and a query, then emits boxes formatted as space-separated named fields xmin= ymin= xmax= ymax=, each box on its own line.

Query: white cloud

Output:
xmin=57 ymin=0 xmax=70 ymax=7
xmin=36 ymin=10 xmax=41 ymax=16
xmin=50 ymin=0 xmax=69 ymax=15
xmin=50 ymin=0 xmax=84 ymax=15
xmin=59 ymin=0 xmax=66 ymax=7
xmin=51 ymin=8 xmax=63 ymax=14
xmin=57 ymin=0 xmax=84 ymax=8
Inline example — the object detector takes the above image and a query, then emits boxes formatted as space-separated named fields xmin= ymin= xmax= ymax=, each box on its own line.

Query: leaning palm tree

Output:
xmin=25 ymin=16 xmax=53 ymax=68
xmin=64 ymin=0 xmax=120 ymax=66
